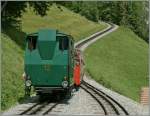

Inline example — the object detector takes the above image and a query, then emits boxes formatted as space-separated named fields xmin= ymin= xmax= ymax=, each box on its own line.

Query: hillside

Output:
xmin=1 ymin=34 xmax=24 ymax=110
xmin=84 ymin=26 xmax=148 ymax=102
xmin=1 ymin=5 xmax=107 ymax=111
xmin=21 ymin=5 xmax=107 ymax=42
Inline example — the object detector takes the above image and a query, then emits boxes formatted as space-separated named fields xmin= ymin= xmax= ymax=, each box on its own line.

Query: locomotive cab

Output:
xmin=23 ymin=29 xmax=74 ymax=96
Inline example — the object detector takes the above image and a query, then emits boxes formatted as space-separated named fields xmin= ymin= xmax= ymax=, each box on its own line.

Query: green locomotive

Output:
xmin=23 ymin=29 xmax=74 ymax=96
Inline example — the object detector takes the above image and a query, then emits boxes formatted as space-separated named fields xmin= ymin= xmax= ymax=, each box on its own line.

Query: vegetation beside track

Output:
xmin=84 ymin=26 xmax=148 ymax=102
xmin=1 ymin=34 xmax=25 ymax=110
xmin=1 ymin=5 xmax=107 ymax=111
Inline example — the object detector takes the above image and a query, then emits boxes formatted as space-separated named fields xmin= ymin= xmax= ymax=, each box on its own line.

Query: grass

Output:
xmin=21 ymin=5 xmax=107 ymax=42
xmin=84 ymin=26 xmax=148 ymax=102
xmin=1 ymin=4 xmax=107 ymax=111
xmin=1 ymin=33 xmax=24 ymax=110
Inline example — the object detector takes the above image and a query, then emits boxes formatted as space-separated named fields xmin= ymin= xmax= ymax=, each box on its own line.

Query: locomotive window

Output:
xmin=27 ymin=36 xmax=37 ymax=51
xmin=58 ymin=36 xmax=69 ymax=50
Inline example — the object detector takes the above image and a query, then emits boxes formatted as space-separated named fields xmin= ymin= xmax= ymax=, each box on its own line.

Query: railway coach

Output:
xmin=22 ymin=29 xmax=84 ymax=96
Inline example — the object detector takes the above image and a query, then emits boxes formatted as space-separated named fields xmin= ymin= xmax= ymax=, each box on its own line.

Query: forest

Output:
xmin=59 ymin=1 xmax=149 ymax=42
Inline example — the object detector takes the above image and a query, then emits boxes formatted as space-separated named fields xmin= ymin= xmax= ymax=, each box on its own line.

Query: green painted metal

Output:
xmin=38 ymin=29 xmax=56 ymax=60
xmin=24 ymin=29 xmax=74 ymax=87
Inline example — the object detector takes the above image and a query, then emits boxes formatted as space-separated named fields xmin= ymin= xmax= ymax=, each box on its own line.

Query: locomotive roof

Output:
xmin=39 ymin=29 xmax=56 ymax=41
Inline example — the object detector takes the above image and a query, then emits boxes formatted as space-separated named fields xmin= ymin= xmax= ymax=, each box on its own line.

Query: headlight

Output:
xmin=25 ymin=80 xmax=32 ymax=87
xmin=62 ymin=81 xmax=68 ymax=88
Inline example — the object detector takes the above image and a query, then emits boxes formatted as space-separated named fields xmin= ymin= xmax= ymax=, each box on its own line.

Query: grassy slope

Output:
xmin=21 ymin=5 xmax=107 ymax=41
xmin=1 ymin=5 xmax=107 ymax=110
xmin=2 ymin=34 xmax=24 ymax=110
xmin=84 ymin=26 xmax=148 ymax=102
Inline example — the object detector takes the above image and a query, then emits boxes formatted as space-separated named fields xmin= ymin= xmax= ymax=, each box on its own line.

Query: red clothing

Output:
xmin=73 ymin=65 xmax=80 ymax=86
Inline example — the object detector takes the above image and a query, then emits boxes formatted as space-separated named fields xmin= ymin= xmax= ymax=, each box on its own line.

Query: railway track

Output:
xmin=20 ymin=100 xmax=59 ymax=115
xmin=75 ymin=22 xmax=114 ymax=48
xmin=76 ymin=22 xmax=129 ymax=115
xmin=18 ymin=23 xmax=128 ymax=115
xmin=81 ymin=81 xmax=129 ymax=115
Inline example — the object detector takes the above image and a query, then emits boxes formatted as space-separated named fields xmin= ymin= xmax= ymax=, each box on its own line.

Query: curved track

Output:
xmin=18 ymin=23 xmax=129 ymax=115
xmin=81 ymin=81 xmax=129 ymax=115
xmin=75 ymin=23 xmax=114 ymax=48
xmin=75 ymin=23 xmax=129 ymax=115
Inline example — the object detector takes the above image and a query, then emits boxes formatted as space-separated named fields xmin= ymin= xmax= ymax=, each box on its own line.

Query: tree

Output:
xmin=59 ymin=1 xmax=149 ymax=42
xmin=1 ymin=1 xmax=51 ymax=19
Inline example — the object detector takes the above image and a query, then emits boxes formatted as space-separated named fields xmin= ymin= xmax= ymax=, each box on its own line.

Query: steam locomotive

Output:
xmin=23 ymin=29 xmax=84 ymax=96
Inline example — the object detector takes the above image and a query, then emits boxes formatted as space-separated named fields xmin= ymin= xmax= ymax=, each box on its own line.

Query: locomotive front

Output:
xmin=23 ymin=29 xmax=74 ymax=96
